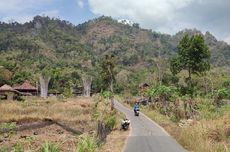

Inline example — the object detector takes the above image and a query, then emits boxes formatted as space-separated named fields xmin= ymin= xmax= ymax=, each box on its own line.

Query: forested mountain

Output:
xmin=0 ymin=16 xmax=229 ymax=93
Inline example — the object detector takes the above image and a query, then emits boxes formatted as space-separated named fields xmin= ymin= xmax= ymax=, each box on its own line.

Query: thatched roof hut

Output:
xmin=0 ymin=84 xmax=19 ymax=100
xmin=0 ymin=84 xmax=15 ymax=92
xmin=14 ymin=80 xmax=37 ymax=95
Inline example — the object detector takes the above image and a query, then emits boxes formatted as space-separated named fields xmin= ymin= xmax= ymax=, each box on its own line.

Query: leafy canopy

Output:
xmin=170 ymin=34 xmax=210 ymax=78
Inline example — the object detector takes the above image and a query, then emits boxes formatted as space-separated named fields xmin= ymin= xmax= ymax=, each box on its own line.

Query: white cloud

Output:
xmin=88 ymin=0 xmax=230 ymax=41
xmin=88 ymin=0 xmax=194 ymax=32
xmin=224 ymin=36 xmax=230 ymax=44
xmin=3 ymin=15 xmax=34 ymax=23
xmin=77 ymin=0 xmax=84 ymax=8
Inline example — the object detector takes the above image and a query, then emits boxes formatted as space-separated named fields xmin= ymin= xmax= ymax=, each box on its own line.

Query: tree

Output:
xmin=39 ymin=69 xmax=51 ymax=98
xmin=0 ymin=66 xmax=12 ymax=85
xmin=100 ymin=55 xmax=116 ymax=93
xmin=82 ymin=74 xmax=92 ymax=97
xmin=171 ymin=34 xmax=210 ymax=79
xmin=170 ymin=34 xmax=210 ymax=96
xmin=147 ymin=85 xmax=176 ymax=115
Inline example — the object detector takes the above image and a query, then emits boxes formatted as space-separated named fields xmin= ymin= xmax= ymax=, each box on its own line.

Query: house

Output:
xmin=0 ymin=84 xmax=20 ymax=100
xmin=14 ymin=80 xmax=38 ymax=96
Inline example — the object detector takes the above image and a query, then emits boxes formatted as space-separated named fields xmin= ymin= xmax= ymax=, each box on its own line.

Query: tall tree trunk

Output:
xmin=82 ymin=76 xmax=92 ymax=97
xmin=108 ymin=66 xmax=114 ymax=93
xmin=39 ymin=75 xmax=51 ymax=98
xmin=155 ymin=62 xmax=162 ymax=85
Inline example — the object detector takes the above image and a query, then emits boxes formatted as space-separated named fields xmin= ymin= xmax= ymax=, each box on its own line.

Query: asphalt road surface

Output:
xmin=115 ymin=101 xmax=187 ymax=152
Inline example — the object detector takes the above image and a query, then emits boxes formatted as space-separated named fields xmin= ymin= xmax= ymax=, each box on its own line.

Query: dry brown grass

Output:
xmin=143 ymin=107 xmax=230 ymax=152
xmin=0 ymin=97 xmax=93 ymax=127
xmin=0 ymin=96 xmax=130 ymax=151
xmin=99 ymin=129 xmax=129 ymax=152
xmin=0 ymin=97 xmax=96 ymax=151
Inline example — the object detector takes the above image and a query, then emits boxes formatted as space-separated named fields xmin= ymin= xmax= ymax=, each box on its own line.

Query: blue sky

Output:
xmin=0 ymin=0 xmax=230 ymax=44
xmin=0 ymin=0 xmax=97 ymax=25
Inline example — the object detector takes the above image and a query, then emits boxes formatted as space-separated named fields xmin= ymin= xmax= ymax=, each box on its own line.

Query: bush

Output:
xmin=147 ymin=85 xmax=177 ymax=101
xmin=76 ymin=136 xmax=97 ymax=152
xmin=100 ymin=91 xmax=113 ymax=99
xmin=12 ymin=143 xmax=24 ymax=152
xmin=104 ymin=114 xmax=116 ymax=131
xmin=63 ymin=87 xmax=73 ymax=98
xmin=217 ymin=88 xmax=230 ymax=99
xmin=40 ymin=141 xmax=60 ymax=152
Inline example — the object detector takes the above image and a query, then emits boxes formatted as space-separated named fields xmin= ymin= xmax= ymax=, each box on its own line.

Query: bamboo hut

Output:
xmin=0 ymin=84 xmax=19 ymax=100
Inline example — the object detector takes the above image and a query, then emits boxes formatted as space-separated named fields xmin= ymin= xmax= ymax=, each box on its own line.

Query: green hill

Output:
xmin=0 ymin=16 xmax=229 ymax=93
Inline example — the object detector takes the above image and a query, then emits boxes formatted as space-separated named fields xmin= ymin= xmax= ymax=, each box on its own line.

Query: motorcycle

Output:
xmin=134 ymin=109 xmax=139 ymax=116
xmin=121 ymin=119 xmax=130 ymax=131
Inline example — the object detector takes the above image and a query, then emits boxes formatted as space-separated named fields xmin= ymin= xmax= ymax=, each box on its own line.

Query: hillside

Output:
xmin=0 ymin=16 xmax=229 ymax=92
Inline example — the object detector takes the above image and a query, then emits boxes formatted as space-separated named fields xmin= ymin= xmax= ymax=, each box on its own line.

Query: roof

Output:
xmin=14 ymin=80 xmax=37 ymax=91
xmin=0 ymin=84 xmax=14 ymax=91
xmin=0 ymin=84 xmax=15 ymax=92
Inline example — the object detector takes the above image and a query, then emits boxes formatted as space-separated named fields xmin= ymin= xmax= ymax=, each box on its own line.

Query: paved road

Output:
xmin=114 ymin=101 xmax=186 ymax=152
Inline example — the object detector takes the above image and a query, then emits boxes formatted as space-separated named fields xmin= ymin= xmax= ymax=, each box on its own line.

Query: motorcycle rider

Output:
xmin=133 ymin=101 xmax=140 ymax=115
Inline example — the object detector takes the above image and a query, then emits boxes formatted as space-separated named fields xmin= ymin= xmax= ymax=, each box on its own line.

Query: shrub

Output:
xmin=0 ymin=122 xmax=16 ymax=135
xmin=217 ymin=88 xmax=230 ymax=99
xmin=0 ymin=122 xmax=16 ymax=130
xmin=104 ymin=114 xmax=116 ymax=131
xmin=63 ymin=87 xmax=73 ymax=98
xmin=40 ymin=141 xmax=60 ymax=152
xmin=147 ymin=85 xmax=177 ymax=101
xmin=100 ymin=91 xmax=113 ymax=99
xmin=12 ymin=143 xmax=24 ymax=152
xmin=76 ymin=136 xmax=97 ymax=152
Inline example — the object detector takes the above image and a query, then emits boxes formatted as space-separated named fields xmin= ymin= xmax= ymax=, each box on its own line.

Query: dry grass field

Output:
xmin=0 ymin=96 xmax=129 ymax=152
xmin=0 ymin=97 xmax=95 ymax=151
xmin=143 ymin=107 xmax=230 ymax=152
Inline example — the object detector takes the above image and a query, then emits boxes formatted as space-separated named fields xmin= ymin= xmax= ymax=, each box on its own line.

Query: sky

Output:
xmin=0 ymin=0 xmax=229 ymax=44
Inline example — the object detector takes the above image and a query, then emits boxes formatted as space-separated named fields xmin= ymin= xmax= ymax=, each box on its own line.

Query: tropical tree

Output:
xmin=100 ymin=55 xmax=116 ymax=93
xmin=148 ymin=85 xmax=176 ymax=114
xmin=170 ymin=34 xmax=210 ymax=96
xmin=171 ymin=34 xmax=210 ymax=79
xmin=0 ymin=66 xmax=12 ymax=85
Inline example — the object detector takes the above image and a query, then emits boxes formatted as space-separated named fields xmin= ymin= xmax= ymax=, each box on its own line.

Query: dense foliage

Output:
xmin=170 ymin=34 xmax=210 ymax=78
xmin=0 ymin=16 xmax=229 ymax=94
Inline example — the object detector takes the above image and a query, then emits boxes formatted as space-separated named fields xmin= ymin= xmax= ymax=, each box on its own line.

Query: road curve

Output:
xmin=114 ymin=101 xmax=186 ymax=152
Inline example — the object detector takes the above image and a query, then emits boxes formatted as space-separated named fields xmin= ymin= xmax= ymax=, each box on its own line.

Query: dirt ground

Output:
xmin=99 ymin=129 xmax=129 ymax=152
xmin=0 ymin=97 xmax=94 ymax=151
xmin=0 ymin=97 xmax=130 ymax=151
xmin=0 ymin=123 xmax=78 ymax=151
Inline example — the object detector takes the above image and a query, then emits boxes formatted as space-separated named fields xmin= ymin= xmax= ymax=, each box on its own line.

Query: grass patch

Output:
xmin=40 ymin=141 xmax=61 ymax=152
xmin=76 ymin=135 xmax=98 ymax=152
xmin=142 ymin=102 xmax=230 ymax=152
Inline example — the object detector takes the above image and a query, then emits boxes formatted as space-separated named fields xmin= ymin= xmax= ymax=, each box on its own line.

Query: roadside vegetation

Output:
xmin=121 ymin=34 xmax=230 ymax=152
